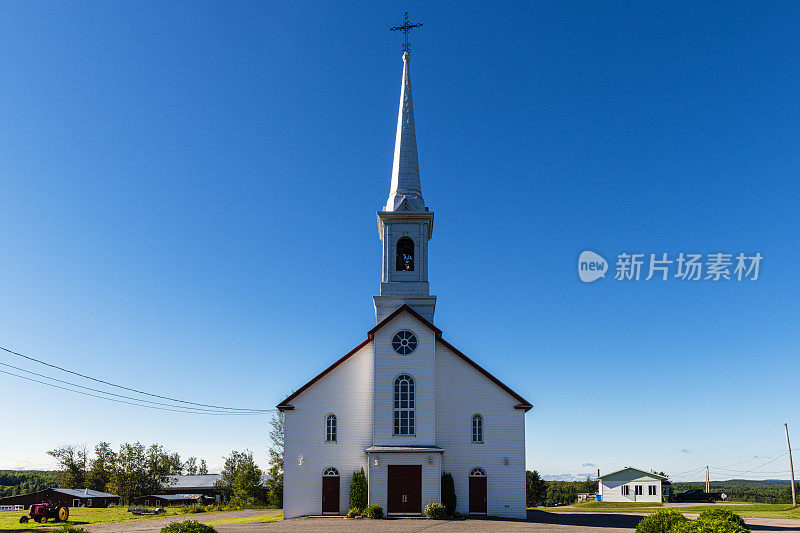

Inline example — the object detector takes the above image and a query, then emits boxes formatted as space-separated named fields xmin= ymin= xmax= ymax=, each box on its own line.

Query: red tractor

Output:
xmin=19 ymin=502 xmax=70 ymax=524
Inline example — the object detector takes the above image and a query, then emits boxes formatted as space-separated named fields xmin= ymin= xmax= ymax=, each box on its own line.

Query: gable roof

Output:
xmin=598 ymin=467 xmax=668 ymax=480
xmin=165 ymin=474 xmax=221 ymax=489
xmin=277 ymin=304 xmax=532 ymax=411
xmin=53 ymin=488 xmax=119 ymax=498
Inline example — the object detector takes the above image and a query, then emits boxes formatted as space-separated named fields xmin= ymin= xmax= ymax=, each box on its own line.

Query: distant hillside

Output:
xmin=0 ymin=471 xmax=58 ymax=498
xmin=672 ymin=479 xmax=795 ymax=503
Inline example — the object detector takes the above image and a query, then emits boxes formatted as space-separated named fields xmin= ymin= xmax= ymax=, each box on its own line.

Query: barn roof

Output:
xmin=141 ymin=494 xmax=203 ymax=500
xmin=53 ymin=488 xmax=119 ymax=498
xmin=277 ymin=304 xmax=532 ymax=411
xmin=165 ymin=474 xmax=221 ymax=489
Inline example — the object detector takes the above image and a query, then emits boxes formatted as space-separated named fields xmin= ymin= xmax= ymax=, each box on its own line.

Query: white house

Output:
xmin=598 ymin=467 xmax=667 ymax=502
xmin=278 ymin=51 xmax=532 ymax=519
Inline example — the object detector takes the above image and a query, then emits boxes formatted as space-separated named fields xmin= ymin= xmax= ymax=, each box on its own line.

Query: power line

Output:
xmin=0 ymin=368 xmax=262 ymax=416
xmin=0 ymin=344 xmax=271 ymax=412
xmin=0 ymin=361 xmax=266 ymax=414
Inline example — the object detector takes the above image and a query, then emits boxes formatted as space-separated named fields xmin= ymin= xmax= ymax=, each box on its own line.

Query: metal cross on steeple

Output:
xmin=389 ymin=11 xmax=423 ymax=53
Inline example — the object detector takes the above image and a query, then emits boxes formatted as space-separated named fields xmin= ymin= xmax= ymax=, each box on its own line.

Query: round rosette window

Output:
xmin=391 ymin=330 xmax=418 ymax=355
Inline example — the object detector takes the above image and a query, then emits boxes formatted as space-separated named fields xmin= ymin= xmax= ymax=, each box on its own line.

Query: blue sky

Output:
xmin=1 ymin=2 xmax=798 ymax=482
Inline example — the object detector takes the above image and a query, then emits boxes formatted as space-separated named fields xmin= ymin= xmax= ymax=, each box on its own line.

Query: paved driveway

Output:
xmin=82 ymin=510 xmax=800 ymax=533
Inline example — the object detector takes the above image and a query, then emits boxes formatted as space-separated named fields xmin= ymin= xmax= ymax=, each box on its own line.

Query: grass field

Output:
xmin=203 ymin=512 xmax=283 ymax=525
xmin=0 ymin=506 xmax=283 ymax=531
xmin=530 ymin=502 xmax=800 ymax=519
xmin=0 ymin=506 xmax=187 ymax=530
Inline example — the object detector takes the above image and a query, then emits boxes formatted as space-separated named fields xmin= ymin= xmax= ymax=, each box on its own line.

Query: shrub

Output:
xmin=346 ymin=508 xmax=362 ymax=518
xmin=363 ymin=503 xmax=383 ymax=519
xmin=693 ymin=509 xmax=749 ymax=532
xmin=636 ymin=510 xmax=690 ymax=533
xmin=424 ymin=502 xmax=447 ymax=519
xmin=181 ymin=504 xmax=206 ymax=514
xmin=441 ymin=473 xmax=456 ymax=516
xmin=349 ymin=468 xmax=367 ymax=511
xmin=56 ymin=527 xmax=87 ymax=533
xmin=161 ymin=520 xmax=217 ymax=533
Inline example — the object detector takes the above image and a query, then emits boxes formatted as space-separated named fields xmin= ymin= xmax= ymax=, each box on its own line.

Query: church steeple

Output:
xmin=385 ymin=52 xmax=426 ymax=213
xmin=374 ymin=53 xmax=436 ymax=324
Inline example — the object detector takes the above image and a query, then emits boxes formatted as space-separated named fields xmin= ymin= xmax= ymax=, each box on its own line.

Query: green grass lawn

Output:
xmin=0 ymin=506 xmax=190 ymax=530
xmin=529 ymin=502 xmax=800 ymax=519
xmin=203 ymin=512 xmax=283 ymax=525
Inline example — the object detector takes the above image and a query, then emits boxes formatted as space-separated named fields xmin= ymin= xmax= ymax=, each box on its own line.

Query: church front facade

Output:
xmin=278 ymin=51 xmax=531 ymax=520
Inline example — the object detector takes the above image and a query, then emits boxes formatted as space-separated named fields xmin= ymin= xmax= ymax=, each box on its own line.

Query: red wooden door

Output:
xmin=387 ymin=465 xmax=422 ymax=514
xmin=469 ymin=476 xmax=487 ymax=514
xmin=322 ymin=476 xmax=339 ymax=513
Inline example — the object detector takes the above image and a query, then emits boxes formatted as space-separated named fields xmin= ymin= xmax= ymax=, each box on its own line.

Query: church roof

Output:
xmin=276 ymin=304 xmax=532 ymax=412
xmin=384 ymin=52 xmax=426 ymax=213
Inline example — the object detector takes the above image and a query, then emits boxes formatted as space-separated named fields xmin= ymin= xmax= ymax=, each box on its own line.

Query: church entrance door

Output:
xmin=469 ymin=470 xmax=487 ymax=514
xmin=322 ymin=469 xmax=340 ymax=514
xmin=387 ymin=465 xmax=421 ymax=515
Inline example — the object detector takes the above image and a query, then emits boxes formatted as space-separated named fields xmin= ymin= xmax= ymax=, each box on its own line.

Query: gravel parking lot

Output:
xmin=78 ymin=510 xmax=800 ymax=533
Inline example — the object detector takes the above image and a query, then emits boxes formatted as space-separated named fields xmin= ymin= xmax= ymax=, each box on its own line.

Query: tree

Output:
xmin=109 ymin=442 xmax=149 ymax=504
xmin=526 ymin=470 xmax=547 ymax=506
xmin=349 ymin=468 xmax=367 ymax=511
xmin=87 ymin=442 xmax=116 ymax=492
xmin=47 ymin=444 xmax=88 ymax=488
xmin=198 ymin=459 xmax=208 ymax=475
xmin=441 ymin=472 xmax=456 ymax=516
xmin=216 ymin=450 xmax=264 ymax=506
xmin=185 ymin=457 xmax=198 ymax=476
xmin=265 ymin=412 xmax=284 ymax=507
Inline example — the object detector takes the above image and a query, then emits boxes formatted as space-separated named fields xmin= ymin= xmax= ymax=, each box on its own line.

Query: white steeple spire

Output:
xmin=374 ymin=52 xmax=436 ymax=324
xmin=385 ymin=52 xmax=426 ymax=213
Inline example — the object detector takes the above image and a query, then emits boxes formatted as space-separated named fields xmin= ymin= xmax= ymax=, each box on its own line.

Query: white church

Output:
xmin=278 ymin=51 xmax=531 ymax=519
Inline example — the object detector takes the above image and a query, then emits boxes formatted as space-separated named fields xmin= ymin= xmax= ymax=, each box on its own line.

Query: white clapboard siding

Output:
xmin=435 ymin=341 xmax=527 ymax=519
xmin=372 ymin=313 xmax=436 ymax=445
xmin=283 ymin=342 xmax=374 ymax=518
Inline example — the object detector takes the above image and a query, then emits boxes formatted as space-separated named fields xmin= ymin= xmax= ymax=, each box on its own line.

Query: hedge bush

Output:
xmin=424 ymin=502 xmax=447 ymax=519
xmin=636 ymin=509 xmax=750 ymax=533
xmin=363 ymin=503 xmax=383 ymax=519
xmin=161 ymin=521 xmax=217 ymax=533
xmin=441 ymin=473 xmax=457 ymax=516
xmin=349 ymin=468 xmax=367 ymax=511
xmin=636 ymin=510 xmax=690 ymax=533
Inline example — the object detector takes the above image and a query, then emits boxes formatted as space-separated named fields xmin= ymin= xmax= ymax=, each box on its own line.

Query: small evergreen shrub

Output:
xmin=363 ymin=503 xmax=383 ymax=519
xmin=441 ymin=473 xmax=457 ymax=516
xmin=161 ymin=520 xmax=217 ymax=533
xmin=636 ymin=510 xmax=690 ymax=533
xmin=349 ymin=468 xmax=368 ymax=511
xmin=424 ymin=502 xmax=447 ymax=519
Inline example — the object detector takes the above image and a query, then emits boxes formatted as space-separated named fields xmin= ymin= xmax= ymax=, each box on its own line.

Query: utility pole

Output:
xmin=705 ymin=466 xmax=709 ymax=494
xmin=786 ymin=423 xmax=796 ymax=507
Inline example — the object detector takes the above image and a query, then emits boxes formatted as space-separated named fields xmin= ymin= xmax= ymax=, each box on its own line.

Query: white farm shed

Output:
xmin=598 ymin=467 xmax=667 ymax=502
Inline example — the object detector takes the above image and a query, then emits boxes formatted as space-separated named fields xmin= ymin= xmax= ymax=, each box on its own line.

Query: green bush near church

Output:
xmin=363 ymin=504 xmax=383 ymax=519
xmin=424 ymin=502 xmax=447 ymax=519
xmin=441 ymin=473 xmax=457 ymax=516
xmin=349 ymin=468 xmax=368 ymax=511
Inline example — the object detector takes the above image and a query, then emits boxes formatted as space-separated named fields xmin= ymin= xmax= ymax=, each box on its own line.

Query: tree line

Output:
xmin=526 ymin=470 xmax=598 ymax=507
xmin=39 ymin=413 xmax=285 ymax=508
xmin=46 ymin=442 xmax=209 ymax=503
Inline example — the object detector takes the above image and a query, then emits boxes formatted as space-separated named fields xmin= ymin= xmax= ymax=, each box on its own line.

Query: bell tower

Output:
xmin=373 ymin=52 xmax=436 ymax=323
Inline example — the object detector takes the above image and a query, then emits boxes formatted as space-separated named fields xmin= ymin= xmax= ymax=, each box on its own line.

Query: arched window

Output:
xmin=396 ymin=237 xmax=415 ymax=271
xmin=472 ymin=414 xmax=483 ymax=443
xmin=323 ymin=467 xmax=339 ymax=476
xmin=393 ymin=374 xmax=415 ymax=435
xmin=469 ymin=467 xmax=486 ymax=477
xmin=325 ymin=414 xmax=337 ymax=442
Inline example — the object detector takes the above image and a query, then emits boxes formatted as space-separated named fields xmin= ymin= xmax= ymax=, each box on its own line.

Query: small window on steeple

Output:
xmin=396 ymin=237 xmax=415 ymax=271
